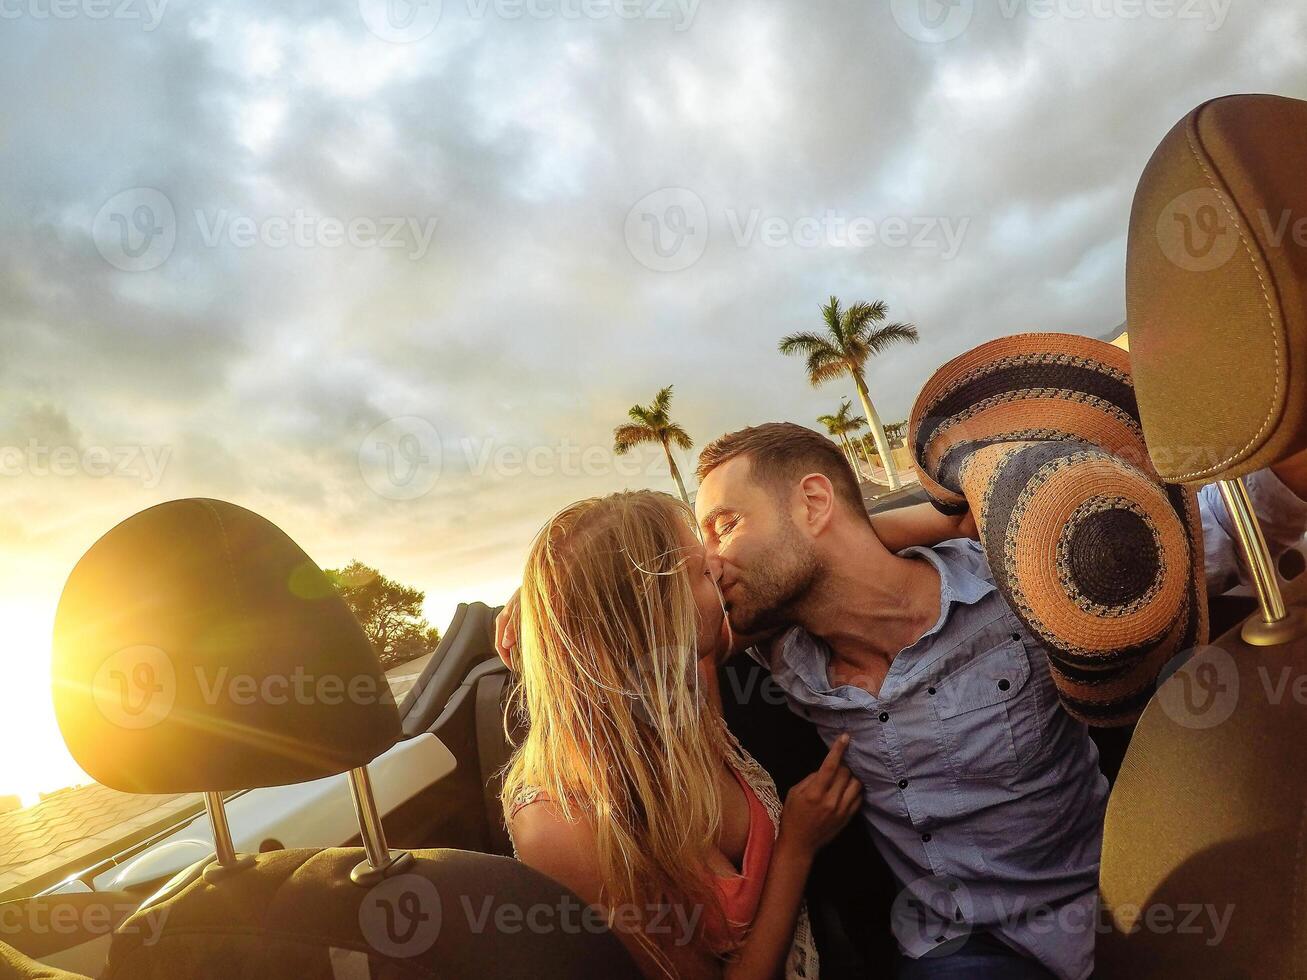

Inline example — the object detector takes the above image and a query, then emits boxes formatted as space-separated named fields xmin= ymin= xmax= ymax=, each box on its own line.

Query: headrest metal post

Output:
xmin=346 ymin=765 xmax=412 ymax=886
xmin=204 ymin=791 xmax=238 ymax=867
xmin=1216 ymin=478 xmax=1307 ymax=646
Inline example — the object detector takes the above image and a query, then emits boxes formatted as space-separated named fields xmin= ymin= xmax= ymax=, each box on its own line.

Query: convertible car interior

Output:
xmin=2 ymin=91 xmax=1306 ymax=979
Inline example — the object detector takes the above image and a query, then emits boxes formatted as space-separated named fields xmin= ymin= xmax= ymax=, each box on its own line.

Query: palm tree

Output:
xmin=613 ymin=385 xmax=694 ymax=505
xmin=816 ymin=398 xmax=870 ymax=478
xmin=779 ymin=296 xmax=919 ymax=489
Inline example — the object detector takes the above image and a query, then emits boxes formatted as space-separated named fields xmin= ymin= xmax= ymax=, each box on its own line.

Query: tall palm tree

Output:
xmin=613 ymin=385 xmax=694 ymax=505
xmin=779 ymin=296 xmax=919 ymax=489
xmin=816 ymin=398 xmax=869 ymax=478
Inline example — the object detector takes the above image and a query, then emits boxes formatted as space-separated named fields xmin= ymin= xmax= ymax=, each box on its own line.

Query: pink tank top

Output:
xmin=508 ymin=765 xmax=776 ymax=955
xmin=703 ymin=765 xmax=775 ymax=952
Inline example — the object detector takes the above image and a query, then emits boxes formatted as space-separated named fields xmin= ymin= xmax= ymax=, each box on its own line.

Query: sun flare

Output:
xmin=0 ymin=598 xmax=90 ymax=805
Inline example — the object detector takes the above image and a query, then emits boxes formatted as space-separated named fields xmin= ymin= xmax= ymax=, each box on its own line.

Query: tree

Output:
xmin=816 ymin=398 xmax=870 ymax=478
xmin=883 ymin=419 xmax=909 ymax=449
xmin=779 ymin=296 xmax=919 ymax=489
xmin=326 ymin=561 xmax=441 ymax=669
xmin=613 ymin=385 xmax=694 ymax=505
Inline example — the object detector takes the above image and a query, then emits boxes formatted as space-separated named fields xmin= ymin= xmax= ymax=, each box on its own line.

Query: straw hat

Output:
xmin=908 ymin=333 xmax=1208 ymax=726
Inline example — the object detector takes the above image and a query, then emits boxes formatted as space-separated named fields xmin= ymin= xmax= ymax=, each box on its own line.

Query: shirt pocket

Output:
xmin=930 ymin=639 xmax=1042 ymax=780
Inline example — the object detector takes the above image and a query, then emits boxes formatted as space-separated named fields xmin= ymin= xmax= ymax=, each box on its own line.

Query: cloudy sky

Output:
xmin=2 ymin=0 xmax=1305 ymax=798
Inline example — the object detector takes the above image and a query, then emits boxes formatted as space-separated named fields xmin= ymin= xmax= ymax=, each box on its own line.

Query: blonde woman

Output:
xmin=500 ymin=490 xmax=861 ymax=979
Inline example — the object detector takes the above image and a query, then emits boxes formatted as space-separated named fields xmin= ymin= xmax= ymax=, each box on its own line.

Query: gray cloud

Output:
xmin=0 ymin=0 xmax=1305 ymax=637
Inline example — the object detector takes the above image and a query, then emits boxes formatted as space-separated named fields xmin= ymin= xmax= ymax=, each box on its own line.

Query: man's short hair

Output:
xmin=696 ymin=422 xmax=869 ymax=519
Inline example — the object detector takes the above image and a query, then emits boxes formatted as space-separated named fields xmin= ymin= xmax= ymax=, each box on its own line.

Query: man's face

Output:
xmin=695 ymin=455 xmax=820 ymax=635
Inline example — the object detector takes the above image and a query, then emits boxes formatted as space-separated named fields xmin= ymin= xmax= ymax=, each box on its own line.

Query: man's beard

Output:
xmin=726 ymin=521 xmax=821 ymax=635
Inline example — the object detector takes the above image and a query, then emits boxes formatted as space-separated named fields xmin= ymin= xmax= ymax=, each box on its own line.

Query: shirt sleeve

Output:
xmin=1198 ymin=469 xmax=1307 ymax=596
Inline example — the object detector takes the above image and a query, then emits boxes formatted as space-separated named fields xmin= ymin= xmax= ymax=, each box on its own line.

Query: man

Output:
xmin=692 ymin=422 xmax=1307 ymax=980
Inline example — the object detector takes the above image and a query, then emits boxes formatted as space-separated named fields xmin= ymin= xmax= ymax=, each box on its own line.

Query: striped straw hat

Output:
xmin=908 ymin=333 xmax=1207 ymax=726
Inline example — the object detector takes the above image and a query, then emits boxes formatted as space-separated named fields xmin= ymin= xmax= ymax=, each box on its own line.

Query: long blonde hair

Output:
xmin=502 ymin=489 xmax=732 ymax=967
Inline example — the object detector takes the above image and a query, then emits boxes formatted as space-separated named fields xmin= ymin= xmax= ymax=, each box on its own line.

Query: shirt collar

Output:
xmin=754 ymin=543 xmax=998 ymax=696
xmin=895 ymin=544 xmax=995 ymax=647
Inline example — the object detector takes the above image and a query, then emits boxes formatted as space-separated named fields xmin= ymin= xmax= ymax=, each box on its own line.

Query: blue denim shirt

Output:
xmin=760 ymin=469 xmax=1307 ymax=980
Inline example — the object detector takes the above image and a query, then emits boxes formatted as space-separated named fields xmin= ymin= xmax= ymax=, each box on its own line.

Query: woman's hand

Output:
xmin=494 ymin=588 xmax=521 ymax=670
xmin=778 ymin=734 xmax=862 ymax=856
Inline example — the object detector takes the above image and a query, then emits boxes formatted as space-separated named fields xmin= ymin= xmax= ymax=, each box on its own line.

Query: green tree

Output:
xmin=883 ymin=419 xmax=909 ymax=448
xmin=613 ymin=385 xmax=694 ymax=505
xmin=779 ymin=296 xmax=919 ymax=489
xmin=816 ymin=398 xmax=870 ymax=477
xmin=326 ymin=561 xmax=441 ymax=669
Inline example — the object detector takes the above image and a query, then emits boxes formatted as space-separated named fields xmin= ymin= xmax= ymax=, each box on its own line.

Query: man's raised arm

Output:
xmin=1199 ymin=447 xmax=1307 ymax=596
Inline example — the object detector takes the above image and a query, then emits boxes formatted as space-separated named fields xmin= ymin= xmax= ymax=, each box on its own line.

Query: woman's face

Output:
xmin=675 ymin=522 xmax=730 ymax=665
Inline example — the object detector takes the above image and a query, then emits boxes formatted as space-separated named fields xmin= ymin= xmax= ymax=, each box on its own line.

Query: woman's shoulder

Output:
xmin=507 ymin=793 xmax=606 ymax=907
xmin=506 ymin=788 xmax=596 ymax=856
xmin=504 ymin=785 xmax=551 ymax=820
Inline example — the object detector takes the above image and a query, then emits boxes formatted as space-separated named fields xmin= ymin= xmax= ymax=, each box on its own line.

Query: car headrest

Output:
xmin=52 ymin=498 xmax=400 ymax=794
xmin=1126 ymin=93 xmax=1307 ymax=486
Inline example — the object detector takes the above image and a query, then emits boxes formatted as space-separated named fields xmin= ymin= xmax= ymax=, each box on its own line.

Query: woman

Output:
xmin=501 ymin=489 xmax=861 ymax=979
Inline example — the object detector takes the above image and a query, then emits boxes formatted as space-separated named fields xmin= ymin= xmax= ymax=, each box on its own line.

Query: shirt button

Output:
xmin=1010 ymin=632 xmax=1021 ymax=641
xmin=927 ymin=686 xmax=936 ymax=696
xmin=921 ymin=832 xmax=932 ymax=842
xmin=878 ymin=711 xmax=889 ymax=722
xmin=998 ymin=678 xmax=1011 ymax=691
xmin=897 ymin=778 xmax=908 ymax=790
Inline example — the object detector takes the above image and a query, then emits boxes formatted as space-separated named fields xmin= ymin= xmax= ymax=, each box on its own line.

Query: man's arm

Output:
xmin=1198 ymin=447 xmax=1307 ymax=596
xmin=1273 ymin=446 xmax=1307 ymax=501
xmin=869 ymin=501 xmax=977 ymax=552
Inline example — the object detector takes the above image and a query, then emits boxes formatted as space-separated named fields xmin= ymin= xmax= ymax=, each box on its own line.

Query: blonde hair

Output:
xmin=502 ymin=490 xmax=732 ymax=969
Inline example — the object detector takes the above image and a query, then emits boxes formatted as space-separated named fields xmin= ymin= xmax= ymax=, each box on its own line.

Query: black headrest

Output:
xmin=52 ymin=499 xmax=400 ymax=794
